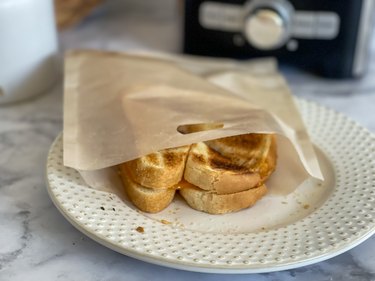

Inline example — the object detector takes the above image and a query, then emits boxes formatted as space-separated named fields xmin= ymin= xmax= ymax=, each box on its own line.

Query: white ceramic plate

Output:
xmin=46 ymin=99 xmax=375 ymax=273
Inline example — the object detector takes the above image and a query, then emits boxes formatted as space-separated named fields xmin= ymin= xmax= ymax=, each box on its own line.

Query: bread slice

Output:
xmin=120 ymin=165 xmax=175 ymax=213
xmin=123 ymin=145 xmax=190 ymax=189
xmin=179 ymin=181 xmax=267 ymax=214
xmin=184 ymin=142 xmax=261 ymax=194
xmin=205 ymin=134 xmax=277 ymax=181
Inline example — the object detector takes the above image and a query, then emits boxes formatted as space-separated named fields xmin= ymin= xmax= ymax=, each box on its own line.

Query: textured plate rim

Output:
xmin=45 ymin=180 xmax=375 ymax=274
xmin=46 ymin=98 xmax=375 ymax=274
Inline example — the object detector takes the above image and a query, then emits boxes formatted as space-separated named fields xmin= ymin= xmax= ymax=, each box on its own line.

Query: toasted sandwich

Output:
xmin=119 ymin=134 xmax=277 ymax=214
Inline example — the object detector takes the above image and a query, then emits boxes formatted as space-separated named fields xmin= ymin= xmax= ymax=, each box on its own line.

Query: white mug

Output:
xmin=0 ymin=0 xmax=58 ymax=104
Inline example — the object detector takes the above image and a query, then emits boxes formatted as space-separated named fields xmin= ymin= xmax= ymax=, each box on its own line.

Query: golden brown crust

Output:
xmin=119 ymin=165 xmax=175 ymax=213
xmin=184 ymin=143 xmax=261 ymax=194
xmin=179 ymin=181 xmax=267 ymax=214
xmin=119 ymin=134 xmax=277 ymax=214
xmin=202 ymin=133 xmax=277 ymax=185
xmin=123 ymin=145 xmax=190 ymax=189
xmin=205 ymin=134 xmax=274 ymax=171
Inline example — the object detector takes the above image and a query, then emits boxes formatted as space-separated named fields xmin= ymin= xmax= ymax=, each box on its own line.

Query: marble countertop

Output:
xmin=1 ymin=0 xmax=374 ymax=280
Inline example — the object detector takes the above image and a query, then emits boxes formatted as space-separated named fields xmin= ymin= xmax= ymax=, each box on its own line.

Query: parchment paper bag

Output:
xmin=63 ymin=50 xmax=323 ymax=196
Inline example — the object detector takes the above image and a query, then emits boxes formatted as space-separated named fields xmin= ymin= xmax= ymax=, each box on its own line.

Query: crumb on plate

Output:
xmin=161 ymin=219 xmax=171 ymax=225
xmin=136 ymin=226 xmax=144 ymax=233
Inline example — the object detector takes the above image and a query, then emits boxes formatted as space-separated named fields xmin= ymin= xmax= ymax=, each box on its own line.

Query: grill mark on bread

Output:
xmin=124 ymin=146 xmax=190 ymax=189
xmin=212 ymin=134 xmax=264 ymax=148
xmin=205 ymin=134 xmax=273 ymax=172
xmin=145 ymin=153 xmax=159 ymax=165
xmin=206 ymin=144 xmax=247 ymax=171
xmin=163 ymin=151 xmax=183 ymax=167
xmin=190 ymin=143 xmax=249 ymax=172
xmin=210 ymin=158 xmax=247 ymax=171
xmin=205 ymin=134 xmax=269 ymax=158
xmin=191 ymin=153 xmax=205 ymax=164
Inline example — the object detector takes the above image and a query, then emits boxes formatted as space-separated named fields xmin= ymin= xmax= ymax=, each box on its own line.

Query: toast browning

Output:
xmin=124 ymin=145 xmax=190 ymax=189
xmin=206 ymin=134 xmax=277 ymax=181
xmin=119 ymin=134 xmax=277 ymax=214
xmin=184 ymin=142 xmax=261 ymax=194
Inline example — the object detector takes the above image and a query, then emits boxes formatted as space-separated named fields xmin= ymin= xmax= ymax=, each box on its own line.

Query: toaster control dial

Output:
xmin=244 ymin=0 xmax=293 ymax=50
